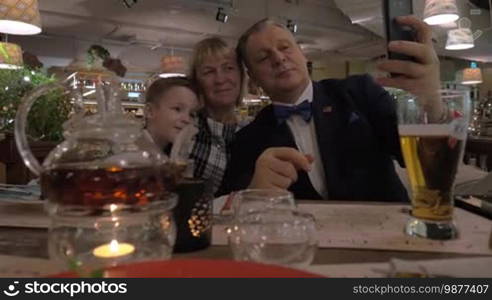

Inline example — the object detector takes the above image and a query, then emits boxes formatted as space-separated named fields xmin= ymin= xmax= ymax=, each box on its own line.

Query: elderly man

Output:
xmin=218 ymin=16 xmax=442 ymax=202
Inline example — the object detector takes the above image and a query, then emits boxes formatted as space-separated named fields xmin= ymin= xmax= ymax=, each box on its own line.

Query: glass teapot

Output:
xmin=14 ymin=77 xmax=177 ymax=274
xmin=15 ymin=78 xmax=170 ymax=207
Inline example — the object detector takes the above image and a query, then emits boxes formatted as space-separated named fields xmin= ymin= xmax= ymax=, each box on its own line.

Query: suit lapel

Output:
xmin=311 ymin=81 xmax=347 ymax=199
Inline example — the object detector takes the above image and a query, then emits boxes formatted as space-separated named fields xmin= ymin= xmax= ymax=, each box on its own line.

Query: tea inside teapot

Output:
xmin=15 ymin=79 xmax=169 ymax=209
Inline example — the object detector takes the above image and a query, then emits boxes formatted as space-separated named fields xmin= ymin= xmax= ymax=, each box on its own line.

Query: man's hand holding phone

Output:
xmin=376 ymin=14 xmax=443 ymax=122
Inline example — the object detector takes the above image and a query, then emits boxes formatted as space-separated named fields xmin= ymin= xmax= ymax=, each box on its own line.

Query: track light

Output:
xmin=122 ymin=0 xmax=138 ymax=9
xmin=287 ymin=19 xmax=298 ymax=34
xmin=216 ymin=7 xmax=228 ymax=23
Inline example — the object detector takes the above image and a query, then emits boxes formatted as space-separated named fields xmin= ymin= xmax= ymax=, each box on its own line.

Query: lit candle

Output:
xmin=93 ymin=239 xmax=135 ymax=258
xmin=109 ymin=204 xmax=118 ymax=213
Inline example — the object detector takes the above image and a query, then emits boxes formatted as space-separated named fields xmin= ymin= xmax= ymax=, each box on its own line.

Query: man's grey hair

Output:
xmin=236 ymin=18 xmax=294 ymax=69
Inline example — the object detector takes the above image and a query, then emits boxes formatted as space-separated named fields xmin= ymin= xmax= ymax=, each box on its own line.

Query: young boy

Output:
xmin=144 ymin=77 xmax=200 ymax=150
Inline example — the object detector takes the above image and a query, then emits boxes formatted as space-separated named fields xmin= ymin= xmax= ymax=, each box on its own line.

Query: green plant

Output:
xmin=87 ymin=45 xmax=110 ymax=66
xmin=87 ymin=45 xmax=126 ymax=77
xmin=0 ymin=67 xmax=71 ymax=142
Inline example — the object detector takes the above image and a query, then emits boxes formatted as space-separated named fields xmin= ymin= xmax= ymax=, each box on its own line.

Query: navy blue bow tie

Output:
xmin=273 ymin=100 xmax=312 ymax=124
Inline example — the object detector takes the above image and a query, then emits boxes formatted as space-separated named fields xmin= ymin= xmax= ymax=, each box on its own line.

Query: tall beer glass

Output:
xmin=398 ymin=89 xmax=470 ymax=240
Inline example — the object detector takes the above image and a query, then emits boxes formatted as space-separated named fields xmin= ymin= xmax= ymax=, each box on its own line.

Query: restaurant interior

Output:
xmin=0 ymin=0 xmax=491 ymax=278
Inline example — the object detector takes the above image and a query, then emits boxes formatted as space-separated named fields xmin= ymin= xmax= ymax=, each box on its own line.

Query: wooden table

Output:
xmin=1 ymin=201 xmax=490 ymax=266
xmin=0 ymin=227 xmax=481 ymax=265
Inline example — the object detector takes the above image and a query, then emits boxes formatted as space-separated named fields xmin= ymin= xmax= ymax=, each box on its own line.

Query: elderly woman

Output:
xmin=188 ymin=36 xmax=247 ymax=195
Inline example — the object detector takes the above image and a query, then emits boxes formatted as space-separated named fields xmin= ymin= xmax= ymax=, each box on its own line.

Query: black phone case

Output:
xmin=383 ymin=0 xmax=415 ymax=62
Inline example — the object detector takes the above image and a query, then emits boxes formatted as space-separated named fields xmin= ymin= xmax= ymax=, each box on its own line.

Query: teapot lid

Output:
xmin=67 ymin=81 xmax=142 ymax=141
xmin=42 ymin=80 xmax=166 ymax=171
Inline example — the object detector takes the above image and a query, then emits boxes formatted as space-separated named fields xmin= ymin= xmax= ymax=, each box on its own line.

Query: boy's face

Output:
xmin=147 ymin=86 xmax=199 ymax=145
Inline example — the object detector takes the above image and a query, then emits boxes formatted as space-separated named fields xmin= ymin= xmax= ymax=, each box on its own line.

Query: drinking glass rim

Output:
xmin=235 ymin=189 xmax=294 ymax=202
xmin=400 ymin=89 xmax=468 ymax=99
xmin=235 ymin=208 xmax=316 ymax=225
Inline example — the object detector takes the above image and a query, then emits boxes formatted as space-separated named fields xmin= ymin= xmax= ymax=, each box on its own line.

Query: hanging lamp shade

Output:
xmin=460 ymin=67 xmax=483 ymax=85
xmin=0 ymin=0 xmax=42 ymax=35
xmin=0 ymin=41 xmax=23 ymax=69
xmin=445 ymin=28 xmax=475 ymax=50
xmin=423 ymin=0 xmax=459 ymax=26
xmin=159 ymin=55 xmax=186 ymax=78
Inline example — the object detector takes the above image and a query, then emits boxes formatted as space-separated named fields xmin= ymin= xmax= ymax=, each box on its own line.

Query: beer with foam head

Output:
xmin=399 ymin=124 xmax=464 ymax=221
xmin=398 ymin=90 xmax=469 ymax=240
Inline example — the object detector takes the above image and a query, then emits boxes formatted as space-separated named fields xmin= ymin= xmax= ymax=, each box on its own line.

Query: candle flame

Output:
xmin=93 ymin=240 xmax=135 ymax=258
xmin=109 ymin=204 xmax=118 ymax=213
xmin=109 ymin=239 xmax=119 ymax=252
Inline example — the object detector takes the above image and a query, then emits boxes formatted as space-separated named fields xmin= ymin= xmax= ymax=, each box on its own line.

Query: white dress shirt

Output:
xmin=272 ymin=82 xmax=328 ymax=199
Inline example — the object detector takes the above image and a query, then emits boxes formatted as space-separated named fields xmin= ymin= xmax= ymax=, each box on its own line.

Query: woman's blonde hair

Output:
xmin=188 ymin=36 xmax=246 ymax=106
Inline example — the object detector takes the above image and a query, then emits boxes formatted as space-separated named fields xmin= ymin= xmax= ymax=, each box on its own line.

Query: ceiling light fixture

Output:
xmin=121 ymin=0 xmax=138 ymax=9
xmin=159 ymin=55 xmax=186 ymax=78
xmin=159 ymin=73 xmax=186 ymax=78
xmin=460 ymin=62 xmax=483 ymax=85
xmin=216 ymin=7 xmax=228 ymax=23
xmin=423 ymin=0 xmax=460 ymax=25
xmin=0 ymin=0 xmax=42 ymax=35
xmin=287 ymin=19 xmax=298 ymax=34
xmin=445 ymin=28 xmax=475 ymax=50
xmin=0 ymin=42 xmax=23 ymax=69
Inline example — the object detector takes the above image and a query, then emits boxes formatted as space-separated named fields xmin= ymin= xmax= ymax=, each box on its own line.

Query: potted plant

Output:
xmin=0 ymin=66 xmax=71 ymax=183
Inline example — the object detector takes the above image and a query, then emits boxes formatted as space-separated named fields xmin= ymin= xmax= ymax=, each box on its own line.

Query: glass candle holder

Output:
xmin=228 ymin=208 xmax=317 ymax=268
xmin=48 ymin=194 xmax=177 ymax=276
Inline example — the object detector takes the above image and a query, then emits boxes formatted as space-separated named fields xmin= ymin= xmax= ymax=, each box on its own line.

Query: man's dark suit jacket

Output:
xmin=218 ymin=75 xmax=409 ymax=202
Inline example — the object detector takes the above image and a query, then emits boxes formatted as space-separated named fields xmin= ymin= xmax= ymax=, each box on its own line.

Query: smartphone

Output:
xmin=383 ymin=0 xmax=415 ymax=62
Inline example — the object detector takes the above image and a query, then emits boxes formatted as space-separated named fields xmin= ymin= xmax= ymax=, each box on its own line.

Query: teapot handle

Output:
xmin=14 ymin=82 xmax=64 ymax=177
